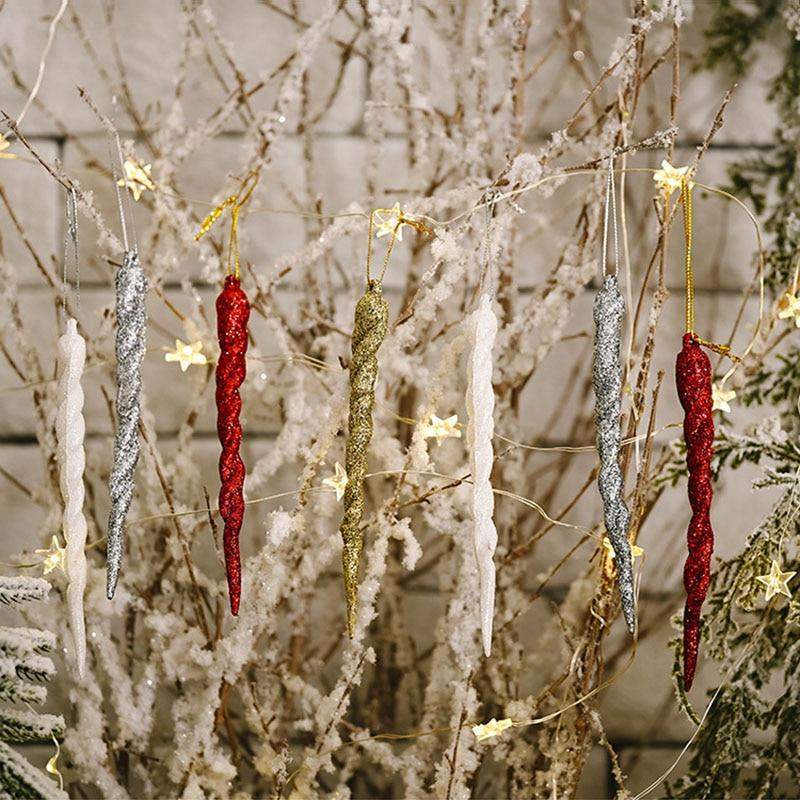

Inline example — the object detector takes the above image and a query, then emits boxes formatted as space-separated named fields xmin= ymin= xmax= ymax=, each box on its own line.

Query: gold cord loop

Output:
xmin=365 ymin=206 xmax=432 ymax=285
xmin=195 ymin=171 xmax=260 ymax=279
xmin=681 ymin=176 xmax=741 ymax=363
xmin=681 ymin=176 xmax=694 ymax=336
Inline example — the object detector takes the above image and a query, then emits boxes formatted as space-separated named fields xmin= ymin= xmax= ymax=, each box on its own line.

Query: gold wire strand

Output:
xmin=365 ymin=207 xmax=432 ymax=284
xmin=680 ymin=176 xmax=742 ymax=362
xmin=377 ymin=223 xmax=400 ymax=284
xmin=365 ymin=209 xmax=375 ymax=282
xmin=681 ymin=177 xmax=694 ymax=335
xmin=195 ymin=172 xmax=260 ymax=278
xmin=194 ymin=195 xmax=237 ymax=241
xmin=228 ymin=171 xmax=259 ymax=278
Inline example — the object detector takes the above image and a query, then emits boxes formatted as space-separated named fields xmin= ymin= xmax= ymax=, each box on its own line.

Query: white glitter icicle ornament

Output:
xmin=56 ymin=318 xmax=88 ymax=677
xmin=466 ymin=292 xmax=498 ymax=657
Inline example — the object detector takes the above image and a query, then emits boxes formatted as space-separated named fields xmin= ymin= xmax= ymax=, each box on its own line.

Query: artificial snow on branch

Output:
xmin=0 ymin=578 xmax=65 ymax=800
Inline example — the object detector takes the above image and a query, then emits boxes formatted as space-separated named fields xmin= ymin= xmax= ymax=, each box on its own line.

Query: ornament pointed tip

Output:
xmin=683 ymin=649 xmax=697 ymax=691
xmin=622 ymin=603 xmax=636 ymax=635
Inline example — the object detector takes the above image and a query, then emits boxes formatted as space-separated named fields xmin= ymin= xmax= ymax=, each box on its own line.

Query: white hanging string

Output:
xmin=600 ymin=154 xmax=620 ymax=279
xmin=56 ymin=188 xmax=89 ymax=678
xmin=107 ymin=129 xmax=135 ymax=253
xmin=60 ymin=188 xmax=80 ymax=323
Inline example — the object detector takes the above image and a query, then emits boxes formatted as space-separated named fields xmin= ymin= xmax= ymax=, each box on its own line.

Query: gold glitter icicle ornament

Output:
xmin=337 ymin=206 xmax=429 ymax=636
xmin=339 ymin=280 xmax=388 ymax=636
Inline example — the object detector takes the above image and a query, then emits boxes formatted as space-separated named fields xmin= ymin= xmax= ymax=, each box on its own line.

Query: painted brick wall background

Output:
xmin=0 ymin=2 xmax=788 ymax=797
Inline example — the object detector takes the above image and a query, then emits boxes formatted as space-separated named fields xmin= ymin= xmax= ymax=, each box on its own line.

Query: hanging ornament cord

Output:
xmin=593 ymin=155 xmax=636 ymax=634
xmin=56 ymin=188 xmax=89 ymax=677
xmin=195 ymin=173 xmax=257 ymax=615
xmin=469 ymin=193 xmax=499 ymax=657
xmin=340 ymin=210 xmax=421 ymax=637
xmin=106 ymin=130 xmax=147 ymax=599
xmin=675 ymin=176 xmax=720 ymax=691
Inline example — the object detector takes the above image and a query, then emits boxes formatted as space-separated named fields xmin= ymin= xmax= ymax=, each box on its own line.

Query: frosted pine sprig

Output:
xmin=0 ymin=741 xmax=68 ymax=800
xmin=0 ymin=659 xmax=47 ymax=705
xmin=0 ymin=578 xmax=49 ymax=607
xmin=0 ymin=709 xmax=64 ymax=743
xmin=56 ymin=318 xmax=88 ymax=677
xmin=0 ymin=628 xmax=55 ymax=657
xmin=466 ymin=293 xmax=498 ymax=657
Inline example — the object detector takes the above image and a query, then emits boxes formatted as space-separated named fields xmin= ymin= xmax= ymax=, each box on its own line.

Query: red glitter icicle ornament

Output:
xmin=195 ymin=174 xmax=257 ymax=615
xmin=675 ymin=332 xmax=714 ymax=690
xmin=675 ymin=177 xmax=737 ymax=689
xmin=216 ymin=274 xmax=250 ymax=615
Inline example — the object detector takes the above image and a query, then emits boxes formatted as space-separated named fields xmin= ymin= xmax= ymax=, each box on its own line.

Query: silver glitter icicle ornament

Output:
xmin=593 ymin=275 xmax=636 ymax=632
xmin=106 ymin=249 xmax=147 ymax=598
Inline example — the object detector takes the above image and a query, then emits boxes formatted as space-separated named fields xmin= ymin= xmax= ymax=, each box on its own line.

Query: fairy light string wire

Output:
xmin=4 ymin=149 xmax=767 ymax=370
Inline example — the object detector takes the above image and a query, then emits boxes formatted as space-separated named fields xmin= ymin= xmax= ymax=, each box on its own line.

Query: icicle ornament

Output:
xmin=676 ymin=333 xmax=714 ymax=689
xmin=592 ymin=160 xmax=636 ymax=633
xmin=107 ymin=250 xmax=148 ymax=599
xmin=466 ymin=293 xmax=498 ymax=657
xmin=593 ymin=280 xmax=636 ymax=633
xmin=676 ymin=177 xmax=718 ymax=690
xmin=339 ymin=280 xmax=388 ymax=636
xmin=56 ymin=318 xmax=88 ymax=676
xmin=194 ymin=174 xmax=258 ymax=615
xmin=215 ymin=275 xmax=250 ymax=615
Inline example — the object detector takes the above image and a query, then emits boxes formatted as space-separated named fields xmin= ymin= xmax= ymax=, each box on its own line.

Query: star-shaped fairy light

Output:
xmin=0 ymin=133 xmax=16 ymax=160
xmin=117 ymin=158 xmax=155 ymax=201
xmin=653 ymin=160 xmax=693 ymax=196
xmin=164 ymin=339 xmax=208 ymax=372
xmin=602 ymin=537 xmax=644 ymax=562
xmin=778 ymin=292 xmax=800 ymax=327
xmin=711 ymin=382 xmax=736 ymax=413
xmin=35 ymin=536 xmax=66 ymax=575
xmin=322 ymin=462 xmax=348 ymax=501
xmin=472 ymin=717 xmax=513 ymax=743
xmin=374 ymin=203 xmax=412 ymax=241
xmin=755 ymin=559 xmax=796 ymax=601
xmin=420 ymin=414 xmax=462 ymax=445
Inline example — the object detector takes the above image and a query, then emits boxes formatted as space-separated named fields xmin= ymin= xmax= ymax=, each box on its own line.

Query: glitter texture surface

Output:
xmin=56 ymin=318 xmax=88 ymax=676
xmin=107 ymin=250 xmax=147 ymax=599
xmin=593 ymin=275 xmax=636 ymax=633
xmin=676 ymin=332 xmax=714 ymax=690
xmin=466 ymin=293 xmax=498 ymax=657
xmin=216 ymin=275 xmax=250 ymax=616
xmin=340 ymin=281 xmax=389 ymax=637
